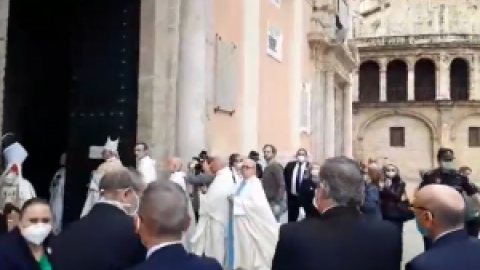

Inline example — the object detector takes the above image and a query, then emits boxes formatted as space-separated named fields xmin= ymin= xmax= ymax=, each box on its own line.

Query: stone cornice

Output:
xmin=353 ymin=100 xmax=480 ymax=110
xmin=355 ymin=34 xmax=480 ymax=50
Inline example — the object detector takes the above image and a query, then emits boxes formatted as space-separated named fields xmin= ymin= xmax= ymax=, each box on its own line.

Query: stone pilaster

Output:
xmin=324 ymin=70 xmax=335 ymax=158
xmin=472 ymin=54 xmax=480 ymax=100
xmin=0 ymin=0 xmax=8 ymax=148
xmin=343 ymin=82 xmax=353 ymax=157
xmin=176 ymin=0 xmax=208 ymax=161
xmin=437 ymin=54 xmax=450 ymax=100
xmin=352 ymin=70 xmax=359 ymax=102
xmin=310 ymin=51 xmax=326 ymax=162
xmin=137 ymin=0 xmax=181 ymax=160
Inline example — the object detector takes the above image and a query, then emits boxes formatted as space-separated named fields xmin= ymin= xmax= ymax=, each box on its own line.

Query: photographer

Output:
xmin=185 ymin=152 xmax=215 ymax=221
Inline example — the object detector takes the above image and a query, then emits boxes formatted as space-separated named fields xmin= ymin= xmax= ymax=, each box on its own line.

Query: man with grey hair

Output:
xmin=190 ymin=156 xmax=238 ymax=267
xmin=406 ymin=184 xmax=480 ymax=270
xmin=272 ymin=156 xmax=402 ymax=270
xmin=50 ymin=168 xmax=146 ymax=270
xmin=129 ymin=180 xmax=222 ymax=270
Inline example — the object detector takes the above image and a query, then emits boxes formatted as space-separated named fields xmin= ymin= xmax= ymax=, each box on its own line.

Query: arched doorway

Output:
xmin=386 ymin=59 xmax=407 ymax=102
xmin=450 ymin=58 xmax=469 ymax=101
xmin=414 ymin=58 xmax=436 ymax=101
xmin=359 ymin=61 xmax=380 ymax=102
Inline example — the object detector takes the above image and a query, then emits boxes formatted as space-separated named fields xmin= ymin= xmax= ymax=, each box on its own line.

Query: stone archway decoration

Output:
xmin=357 ymin=109 xmax=438 ymax=141
xmin=450 ymin=111 xmax=480 ymax=140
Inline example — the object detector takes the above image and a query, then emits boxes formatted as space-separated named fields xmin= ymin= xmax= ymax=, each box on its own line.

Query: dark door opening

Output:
xmin=3 ymin=0 xmax=140 ymax=225
xmin=3 ymin=0 xmax=72 ymax=199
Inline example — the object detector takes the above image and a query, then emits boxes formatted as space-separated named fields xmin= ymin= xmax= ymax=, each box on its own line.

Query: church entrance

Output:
xmin=2 ymin=0 xmax=140 ymax=225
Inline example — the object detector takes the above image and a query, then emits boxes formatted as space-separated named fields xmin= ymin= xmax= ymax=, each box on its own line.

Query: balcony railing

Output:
xmin=355 ymin=34 xmax=480 ymax=48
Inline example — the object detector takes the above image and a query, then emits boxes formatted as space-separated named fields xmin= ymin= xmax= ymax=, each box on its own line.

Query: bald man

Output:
xmin=191 ymin=156 xmax=238 ymax=267
xmin=135 ymin=142 xmax=157 ymax=184
xmin=164 ymin=157 xmax=196 ymax=251
xmin=225 ymin=158 xmax=279 ymax=270
xmin=407 ymin=184 xmax=480 ymax=270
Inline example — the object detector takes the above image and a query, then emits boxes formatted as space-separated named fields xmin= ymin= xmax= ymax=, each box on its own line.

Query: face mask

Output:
xmin=234 ymin=162 xmax=243 ymax=170
xmin=385 ymin=171 xmax=396 ymax=178
xmin=125 ymin=192 xmax=140 ymax=216
xmin=297 ymin=155 xmax=306 ymax=162
xmin=311 ymin=169 xmax=319 ymax=176
xmin=415 ymin=218 xmax=428 ymax=236
xmin=441 ymin=161 xmax=455 ymax=170
xmin=21 ymin=223 xmax=52 ymax=245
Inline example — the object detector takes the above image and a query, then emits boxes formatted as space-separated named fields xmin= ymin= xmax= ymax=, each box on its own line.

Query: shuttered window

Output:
xmin=214 ymin=35 xmax=238 ymax=114
xmin=389 ymin=127 xmax=405 ymax=147
xmin=267 ymin=24 xmax=283 ymax=61
xmin=468 ymin=127 xmax=480 ymax=147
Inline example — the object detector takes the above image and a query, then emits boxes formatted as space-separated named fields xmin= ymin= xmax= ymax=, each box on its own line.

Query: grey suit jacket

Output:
xmin=262 ymin=161 xmax=285 ymax=202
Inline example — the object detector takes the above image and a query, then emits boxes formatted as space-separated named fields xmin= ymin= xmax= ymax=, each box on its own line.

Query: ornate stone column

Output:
xmin=137 ymin=0 xmax=181 ymax=160
xmin=407 ymin=65 xmax=415 ymax=100
xmin=343 ymin=82 xmax=353 ymax=157
xmin=324 ymin=70 xmax=336 ymax=158
xmin=311 ymin=62 xmax=325 ymax=162
xmin=437 ymin=54 xmax=450 ymax=100
xmin=380 ymin=65 xmax=387 ymax=101
xmin=176 ymin=0 xmax=208 ymax=161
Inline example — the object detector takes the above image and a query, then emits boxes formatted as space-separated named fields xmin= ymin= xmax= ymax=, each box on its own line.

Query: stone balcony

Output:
xmin=355 ymin=34 xmax=480 ymax=49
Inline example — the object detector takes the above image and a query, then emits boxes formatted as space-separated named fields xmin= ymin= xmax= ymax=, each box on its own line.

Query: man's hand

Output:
xmin=200 ymin=185 xmax=208 ymax=194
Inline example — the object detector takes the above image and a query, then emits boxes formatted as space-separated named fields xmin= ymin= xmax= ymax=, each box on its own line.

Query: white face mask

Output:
xmin=385 ymin=171 xmax=396 ymax=178
xmin=234 ymin=162 xmax=243 ymax=170
xmin=21 ymin=223 xmax=52 ymax=245
xmin=311 ymin=169 xmax=320 ymax=176
xmin=297 ymin=155 xmax=306 ymax=162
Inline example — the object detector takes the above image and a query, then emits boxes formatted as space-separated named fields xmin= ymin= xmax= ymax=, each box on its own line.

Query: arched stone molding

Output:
xmin=450 ymin=56 xmax=472 ymax=68
xmin=360 ymin=58 xmax=381 ymax=67
xmin=450 ymin=111 xmax=480 ymax=140
xmin=414 ymin=56 xmax=439 ymax=70
xmin=357 ymin=110 xmax=438 ymax=141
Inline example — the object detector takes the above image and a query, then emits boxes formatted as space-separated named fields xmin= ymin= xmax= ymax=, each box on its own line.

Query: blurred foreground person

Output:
xmin=164 ymin=157 xmax=196 ymax=251
xmin=225 ymin=158 xmax=278 ymax=270
xmin=81 ymin=136 xmax=124 ymax=217
xmin=4 ymin=203 xmax=21 ymax=232
xmin=49 ymin=153 xmax=66 ymax=234
xmin=407 ymin=184 xmax=480 ymax=270
xmin=127 ymin=180 xmax=221 ymax=270
xmin=272 ymin=157 xmax=402 ymax=270
xmin=51 ymin=168 xmax=146 ymax=270
xmin=191 ymin=157 xmax=237 ymax=266
xmin=0 ymin=198 xmax=54 ymax=270
xmin=419 ymin=148 xmax=480 ymax=249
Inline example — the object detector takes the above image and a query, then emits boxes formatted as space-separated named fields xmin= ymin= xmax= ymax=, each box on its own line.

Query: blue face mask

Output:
xmin=440 ymin=161 xmax=456 ymax=170
xmin=415 ymin=218 xmax=428 ymax=236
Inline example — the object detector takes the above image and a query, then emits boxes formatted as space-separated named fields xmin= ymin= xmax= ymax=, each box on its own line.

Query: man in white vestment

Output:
xmin=191 ymin=156 xmax=237 ymax=266
xmin=226 ymin=158 xmax=279 ymax=270
xmin=49 ymin=152 xmax=66 ymax=234
xmin=164 ymin=156 xmax=196 ymax=251
xmin=0 ymin=135 xmax=36 ymax=211
xmin=135 ymin=142 xmax=157 ymax=184
xmin=81 ymin=136 xmax=124 ymax=217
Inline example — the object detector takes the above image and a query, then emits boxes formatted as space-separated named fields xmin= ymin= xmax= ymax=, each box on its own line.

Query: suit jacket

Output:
xmin=262 ymin=161 xmax=285 ymax=202
xmin=0 ymin=228 xmax=53 ymax=270
xmin=406 ymin=229 xmax=480 ymax=270
xmin=126 ymin=243 xmax=222 ymax=270
xmin=283 ymin=161 xmax=309 ymax=197
xmin=50 ymin=203 xmax=146 ymax=270
xmin=272 ymin=206 xmax=402 ymax=270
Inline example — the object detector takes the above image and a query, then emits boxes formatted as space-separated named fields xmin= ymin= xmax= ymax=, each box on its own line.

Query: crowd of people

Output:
xmin=0 ymin=132 xmax=480 ymax=270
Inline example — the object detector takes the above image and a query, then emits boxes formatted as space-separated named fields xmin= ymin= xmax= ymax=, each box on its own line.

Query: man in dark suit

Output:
xmin=50 ymin=168 xmax=147 ymax=270
xmin=406 ymin=184 xmax=480 ymax=270
xmin=273 ymin=157 xmax=402 ymax=270
xmin=283 ymin=148 xmax=310 ymax=222
xmin=127 ymin=178 xmax=222 ymax=270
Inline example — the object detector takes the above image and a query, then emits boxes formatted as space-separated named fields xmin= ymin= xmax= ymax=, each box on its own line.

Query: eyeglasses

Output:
xmin=409 ymin=204 xmax=434 ymax=216
xmin=242 ymin=165 xmax=254 ymax=169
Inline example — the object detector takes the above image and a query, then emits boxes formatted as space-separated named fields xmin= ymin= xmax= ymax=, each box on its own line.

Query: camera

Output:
xmin=192 ymin=150 xmax=209 ymax=175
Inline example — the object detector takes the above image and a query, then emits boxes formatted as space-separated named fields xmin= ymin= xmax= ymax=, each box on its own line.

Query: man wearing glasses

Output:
xmin=418 ymin=148 xmax=480 ymax=249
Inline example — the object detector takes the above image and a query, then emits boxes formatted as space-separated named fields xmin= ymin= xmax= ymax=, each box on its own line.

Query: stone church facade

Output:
xmin=352 ymin=0 xmax=480 ymax=179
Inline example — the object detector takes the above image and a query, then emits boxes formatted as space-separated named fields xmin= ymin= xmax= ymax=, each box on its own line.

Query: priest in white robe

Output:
xmin=49 ymin=153 xmax=66 ymax=234
xmin=164 ymin=156 xmax=196 ymax=251
xmin=227 ymin=158 xmax=279 ymax=270
xmin=0 ymin=134 xmax=36 ymax=211
xmin=135 ymin=142 xmax=157 ymax=184
xmin=190 ymin=156 xmax=237 ymax=265
xmin=81 ymin=136 xmax=124 ymax=217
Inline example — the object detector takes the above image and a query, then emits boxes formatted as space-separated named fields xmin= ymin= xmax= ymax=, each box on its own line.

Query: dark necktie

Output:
xmin=295 ymin=163 xmax=303 ymax=193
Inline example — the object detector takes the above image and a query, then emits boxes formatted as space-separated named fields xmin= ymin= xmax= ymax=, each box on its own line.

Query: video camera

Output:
xmin=192 ymin=150 xmax=209 ymax=175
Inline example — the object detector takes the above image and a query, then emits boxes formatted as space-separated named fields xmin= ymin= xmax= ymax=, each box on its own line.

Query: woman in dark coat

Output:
xmin=0 ymin=198 xmax=54 ymax=270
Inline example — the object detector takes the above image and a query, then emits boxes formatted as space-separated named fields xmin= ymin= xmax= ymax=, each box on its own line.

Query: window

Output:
xmin=299 ymin=82 xmax=312 ymax=133
xmin=267 ymin=24 xmax=283 ymax=61
xmin=389 ymin=127 xmax=405 ymax=147
xmin=468 ymin=127 xmax=480 ymax=147
xmin=269 ymin=0 xmax=281 ymax=7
